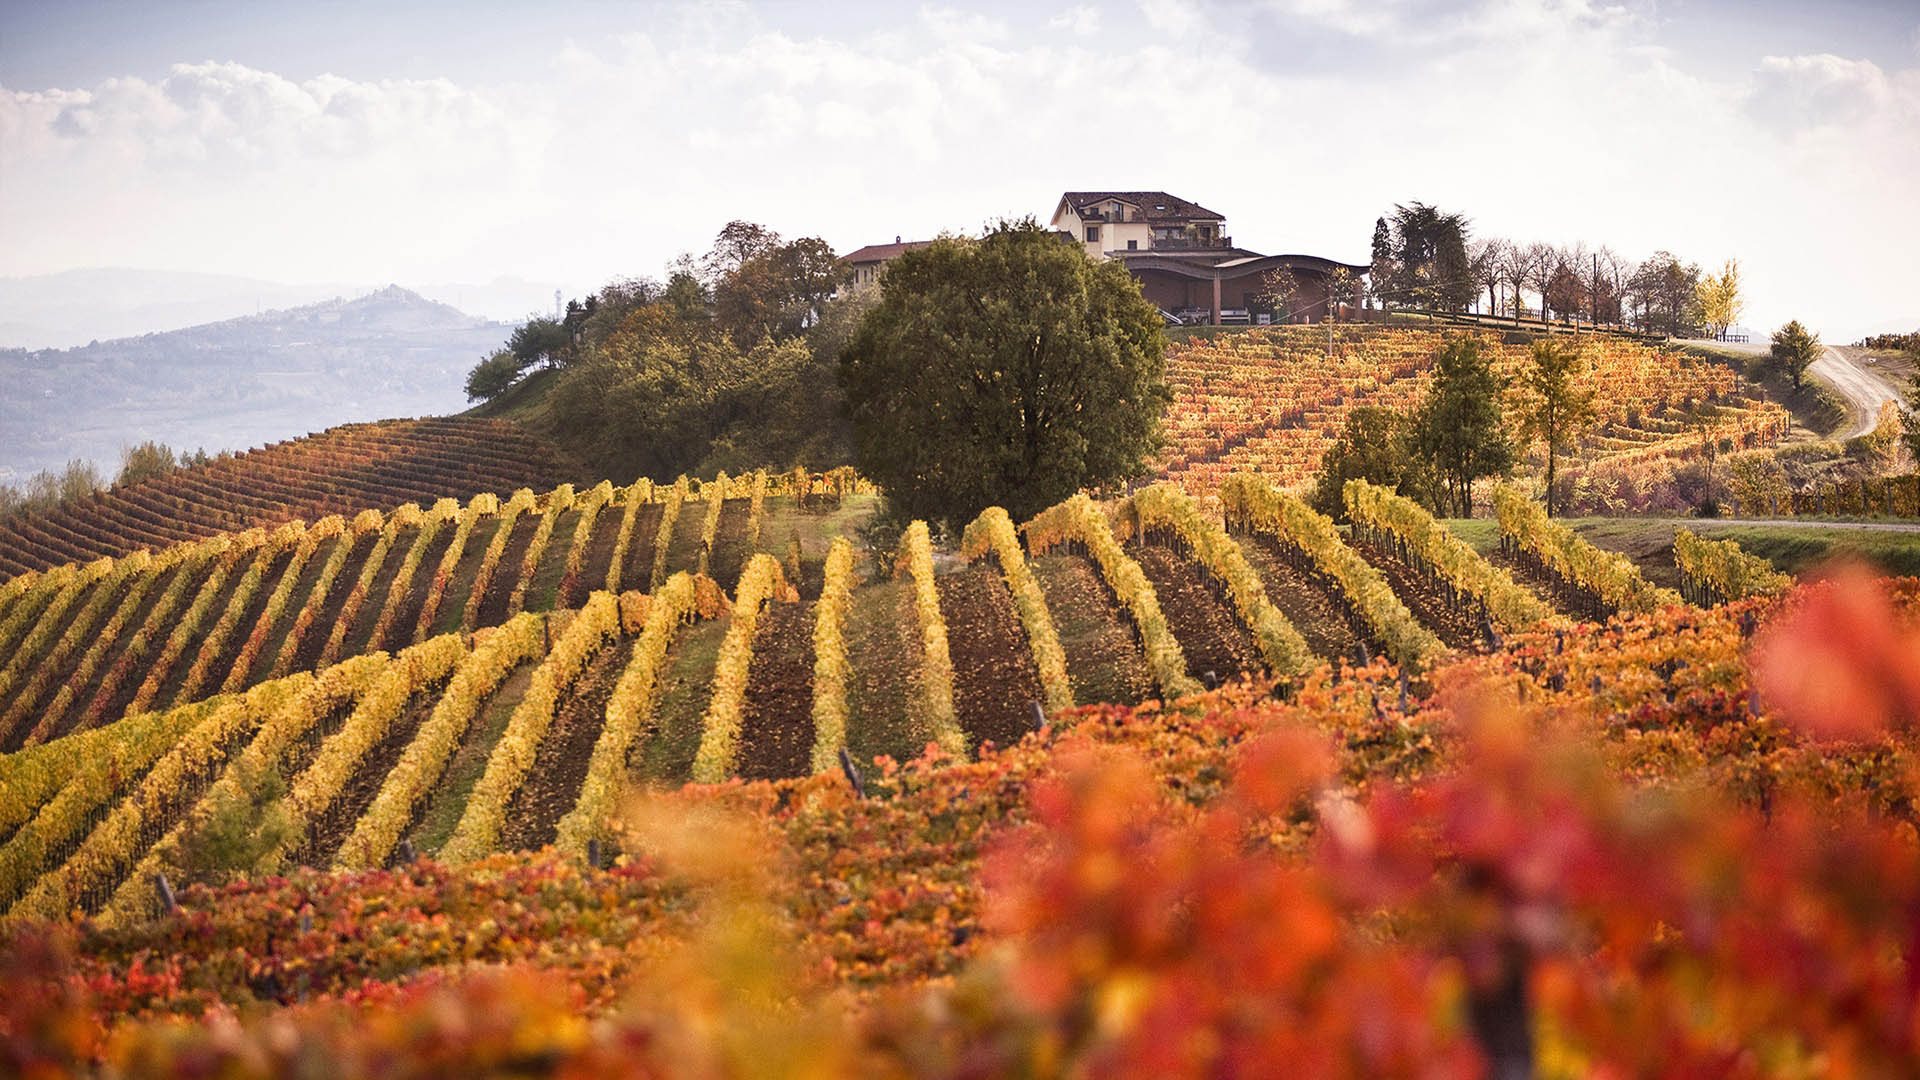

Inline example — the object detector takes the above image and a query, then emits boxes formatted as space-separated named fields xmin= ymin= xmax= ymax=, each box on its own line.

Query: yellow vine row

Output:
xmin=895 ymin=520 xmax=970 ymax=760
xmin=960 ymin=508 xmax=1073 ymax=714
xmin=603 ymin=480 xmax=653 ymax=595
xmin=334 ymin=614 xmax=546 ymax=871
xmin=809 ymin=538 xmax=858 ymax=774
xmin=463 ymin=489 xmax=536 ymax=631
xmin=694 ymin=471 xmax=730 ymax=579
xmin=270 ymin=509 xmax=385 ymax=678
xmin=1024 ymin=494 xmax=1202 ymax=700
xmin=0 ymin=568 xmax=43 ymax=629
xmin=556 ymin=573 xmax=701 ymax=852
xmin=691 ymin=554 xmax=797 ymax=783
xmin=19 ymin=545 xmax=198 ymax=748
xmin=556 ymin=481 xmax=615 ymax=608
xmin=506 ymin=484 xmax=575 ymax=618
xmin=0 ymin=563 xmax=79 ymax=660
xmin=1343 ymin=479 xmax=1553 ymax=633
xmin=1221 ymin=473 xmax=1446 ymax=672
xmin=219 ymin=516 xmax=345 ymax=695
xmin=649 ymin=479 xmax=687 ymax=590
xmin=127 ymin=528 xmax=269 ymax=716
xmin=367 ymin=498 xmax=460 ymax=652
xmin=0 ymin=557 xmax=117 ymax=712
xmin=78 ymin=542 xmax=225 ymax=732
xmin=98 ymin=655 xmax=388 ymax=926
xmin=0 ymin=553 xmax=145 ymax=745
xmin=1673 ymin=528 xmax=1792 ymax=605
xmin=413 ymin=493 xmax=498 ymax=643
xmin=173 ymin=522 xmax=309 ymax=707
xmin=321 ymin=503 xmax=423 ymax=667
xmin=440 ymin=591 xmax=621 ymax=862
xmin=0 ymin=697 xmax=224 ymax=911
xmin=1493 ymin=484 xmax=1684 ymax=615
xmin=252 ymin=634 xmax=466 ymax=876
xmin=1132 ymin=484 xmax=1318 ymax=679
xmin=10 ymin=678 xmax=298 ymax=921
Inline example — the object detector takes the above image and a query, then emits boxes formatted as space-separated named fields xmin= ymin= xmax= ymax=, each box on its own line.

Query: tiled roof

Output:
xmin=1060 ymin=191 xmax=1225 ymax=222
xmin=840 ymin=240 xmax=935 ymax=264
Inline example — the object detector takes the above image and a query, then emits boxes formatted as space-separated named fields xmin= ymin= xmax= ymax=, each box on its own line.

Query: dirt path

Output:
xmin=936 ymin=567 xmax=1045 ymax=755
xmin=1812 ymin=344 xmax=1908 ymax=439
xmin=735 ymin=599 xmax=815 ymax=780
xmin=1129 ymin=543 xmax=1263 ymax=684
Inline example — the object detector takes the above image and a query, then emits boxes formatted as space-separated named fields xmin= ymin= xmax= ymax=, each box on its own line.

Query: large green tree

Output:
xmin=1388 ymin=202 xmax=1474 ymax=312
xmin=1518 ymin=339 xmax=1597 ymax=516
xmin=1408 ymin=336 xmax=1514 ymax=517
xmin=839 ymin=219 xmax=1170 ymax=528
xmin=1308 ymin=406 xmax=1430 ymax=521
xmin=1769 ymin=320 xmax=1821 ymax=393
xmin=1628 ymin=252 xmax=1701 ymax=336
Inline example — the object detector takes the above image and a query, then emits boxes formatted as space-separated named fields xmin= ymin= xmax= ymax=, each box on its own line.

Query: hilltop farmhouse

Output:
xmin=840 ymin=191 xmax=1367 ymax=327
xmin=1049 ymin=191 xmax=1368 ymax=326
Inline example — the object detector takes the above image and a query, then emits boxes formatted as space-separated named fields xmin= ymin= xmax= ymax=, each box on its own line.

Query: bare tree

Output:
xmin=1593 ymin=247 xmax=1631 ymax=326
xmin=1469 ymin=238 xmax=1509 ymax=316
xmin=1521 ymin=243 xmax=1558 ymax=324
xmin=1257 ymin=267 xmax=1303 ymax=322
xmin=1498 ymin=243 xmax=1534 ymax=324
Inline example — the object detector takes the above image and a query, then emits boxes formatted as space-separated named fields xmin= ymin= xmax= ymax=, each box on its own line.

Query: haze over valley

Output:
xmin=0 ymin=285 xmax=513 ymax=480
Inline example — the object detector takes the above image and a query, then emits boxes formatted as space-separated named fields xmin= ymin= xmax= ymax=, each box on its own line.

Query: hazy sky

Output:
xmin=3 ymin=0 xmax=1917 ymax=340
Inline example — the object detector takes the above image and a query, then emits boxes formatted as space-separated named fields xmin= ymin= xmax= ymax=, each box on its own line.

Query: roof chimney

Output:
xmin=895 ymin=235 xmax=901 ymax=244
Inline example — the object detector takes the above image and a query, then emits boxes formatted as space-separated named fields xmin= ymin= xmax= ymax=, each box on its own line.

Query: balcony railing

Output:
xmin=1148 ymin=235 xmax=1232 ymax=251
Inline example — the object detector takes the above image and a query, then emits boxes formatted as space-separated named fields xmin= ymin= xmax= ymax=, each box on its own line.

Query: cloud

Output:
xmin=1048 ymin=5 xmax=1102 ymax=35
xmin=1747 ymin=53 xmax=1915 ymax=133
xmin=0 ymin=2 xmax=1914 ymax=340
xmin=1138 ymin=0 xmax=1201 ymax=37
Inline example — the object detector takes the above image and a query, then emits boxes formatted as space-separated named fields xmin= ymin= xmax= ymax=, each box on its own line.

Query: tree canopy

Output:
xmin=839 ymin=219 xmax=1170 ymax=529
xmin=1517 ymin=339 xmax=1596 ymax=517
xmin=1407 ymin=336 xmax=1513 ymax=517
xmin=1373 ymin=203 xmax=1474 ymax=312
xmin=1769 ymin=320 xmax=1821 ymax=394
xmin=476 ymin=221 xmax=861 ymax=481
xmin=1695 ymin=259 xmax=1744 ymax=340
xmin=1309 ymin=406 xmax=1429 ymax=521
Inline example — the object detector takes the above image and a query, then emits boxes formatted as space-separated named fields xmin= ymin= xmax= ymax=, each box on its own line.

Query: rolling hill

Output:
xmin=0 ymin=285 xmax=513 ymax=482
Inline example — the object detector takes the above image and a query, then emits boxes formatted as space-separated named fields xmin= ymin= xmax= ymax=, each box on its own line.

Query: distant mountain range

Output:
xmin=0 ymin=268 xmax=569 ymax=350
xmin=0 ymin=286 xmax=516 ymax=483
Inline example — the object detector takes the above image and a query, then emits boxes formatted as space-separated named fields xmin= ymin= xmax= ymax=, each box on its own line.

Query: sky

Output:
xmin=2 ymin=0 xmax=1917 ymax=341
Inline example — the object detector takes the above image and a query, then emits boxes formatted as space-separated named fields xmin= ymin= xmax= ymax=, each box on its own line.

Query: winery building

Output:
xmin=1048 ymin=190 xmax=1368 ymax=326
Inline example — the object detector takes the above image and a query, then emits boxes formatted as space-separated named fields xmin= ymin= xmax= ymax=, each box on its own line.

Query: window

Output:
xmin=1086 ymin=226 xmax=1100 ymax=242
xmin=1127 ymin=240 xmax=1138 ymax=250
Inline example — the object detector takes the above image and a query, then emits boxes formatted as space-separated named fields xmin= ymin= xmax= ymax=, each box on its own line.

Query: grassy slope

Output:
xmin=1674 ymin=342 xmax=1849 ymax=438
xmin=1445 ymin=516 xmax=1920 ymax=586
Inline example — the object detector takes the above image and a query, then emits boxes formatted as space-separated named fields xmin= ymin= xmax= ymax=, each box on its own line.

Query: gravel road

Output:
xmin=1811 ymin=345 xmax=1907 ymax=439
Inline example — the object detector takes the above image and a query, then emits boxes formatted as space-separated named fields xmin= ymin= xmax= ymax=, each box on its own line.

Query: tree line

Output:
xmin=1367 ymin=202 xmax=1744 ymax=338
xmin=1310 ymin=334 xmax=1598 ymax=520
xmin=467 ymin=221 xmax=867 ymax=483
xmin=0 ymin=442 xmax=210 ymax=521
xmin=467 ymin=218 xmax=1170 ymax=529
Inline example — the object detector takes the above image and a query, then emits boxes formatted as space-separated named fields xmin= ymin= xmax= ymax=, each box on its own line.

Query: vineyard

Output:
xmin=1 ymin=353 xmax=1910 ymax=1072
xmin=1158 ymin=326 xmax=1788 ymax=505
xmin=8 ymin=558 xmax=1920 ymax=1073
xmin=0 ymin=417 xmax=584 ymax=577
xmin=0 ymin=463 xmax=1771 ymax=933
xmin=0 ymin=470 xmax=878 ymax=754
